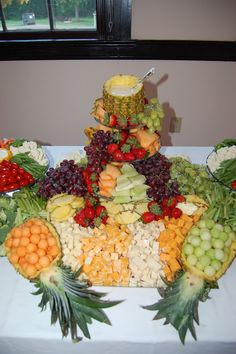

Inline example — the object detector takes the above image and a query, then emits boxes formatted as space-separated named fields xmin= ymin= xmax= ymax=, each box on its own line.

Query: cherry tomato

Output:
xmin=231 ymin=180 xmax=236 ymax=190
xmin=11 ymin=168 xmax=18 ymax=176
xmin=0 ymin=171 xmax=8 ymax=178
xmin=23 ymin=171 xmax=33 ymax=180
xmin=0 ymin=178 xmax=7 ymax=186
xmin=1 ymin=160 xmax=10 ymax=167
xmin=18 ymin=167 xmax=25 ymax=174
xmin=19 ymin=179 xmax=30 ymax=187
xmin=10 ymin=162 xmax=19 ymax=170
xmin=7 ymin=176 xmax=17 ymax=184
xmin=7 ymin=183 xmax=19 ymax=191
xmin=16 ymin=174 xmax=23 ymax=182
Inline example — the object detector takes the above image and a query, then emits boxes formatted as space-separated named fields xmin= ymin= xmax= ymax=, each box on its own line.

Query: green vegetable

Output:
xmin=214 ymin=158 xmax=236 ymax=187
xmin=11 ymin=153 xmax=48 ymax=180
xmin=9 ymin=139 xmax=26 ymax=147
xmin=214 ymin=139 xmax=236 ymax=151
xmin=0 ymin=195 xmax=17 ymax=244
xmin=205 ymin=183 xmax=236 ymax=231
xmin=13 ymin=187 xmax=48 ymax=223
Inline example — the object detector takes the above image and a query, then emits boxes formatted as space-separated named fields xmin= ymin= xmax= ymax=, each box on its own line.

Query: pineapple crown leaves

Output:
xmin=32 ymin=265 xmax=123 ymax=342
xmin=142 ymin=271 xmax=213 ymax=344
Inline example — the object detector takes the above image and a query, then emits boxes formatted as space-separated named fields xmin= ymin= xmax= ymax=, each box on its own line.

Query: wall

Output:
xmin=1 ymin=60 xmax=235 ymax=146
xmin=132 ymin=0 xmax=236 ymax=40
xmin=1 ymin=0 xmax=236 ymax=146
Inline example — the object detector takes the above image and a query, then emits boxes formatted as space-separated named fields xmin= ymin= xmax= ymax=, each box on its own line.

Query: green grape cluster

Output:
xmin=137 ymin=98 xmax=165 ymax=134
xmin=169 ymin=157 xmax=213 ymax=199
xmin=183 ymin=218 xmax=236 ymax=278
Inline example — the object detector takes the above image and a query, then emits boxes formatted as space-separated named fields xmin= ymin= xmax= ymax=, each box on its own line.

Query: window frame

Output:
xmin=0 ymin=0 xmax=235 ymax=61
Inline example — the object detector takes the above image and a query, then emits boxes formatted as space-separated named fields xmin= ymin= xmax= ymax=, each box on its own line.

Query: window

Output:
xmin=0 ymin=0 xmax=131 ymax=40
xmin=0 ymin=0 xmax=235 ymax=61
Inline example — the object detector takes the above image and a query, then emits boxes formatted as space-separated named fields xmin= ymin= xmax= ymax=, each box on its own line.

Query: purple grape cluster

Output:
xmin=84 ymin=130 xmax=113 ymax=172
xmin=132 ymin=152 xmax=179 ymax=202
xmin=37 ymin=160 xmax=87 ymax=199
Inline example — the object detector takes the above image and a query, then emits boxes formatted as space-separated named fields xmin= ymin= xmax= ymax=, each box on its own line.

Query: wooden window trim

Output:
xmin=0 ymin=0 xmax=235 ymax=61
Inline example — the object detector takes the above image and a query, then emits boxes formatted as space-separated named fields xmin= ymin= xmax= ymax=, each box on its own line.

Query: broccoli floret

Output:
xmin=0 ymin=196 xmax=11 ymax=209
xmin=0 ymin=210 xmax=7 ymax=224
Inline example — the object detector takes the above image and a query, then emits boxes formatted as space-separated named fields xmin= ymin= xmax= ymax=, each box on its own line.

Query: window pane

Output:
xmin=2 ymin=0 xmax=49 ymax=31
xmin=52 ymin=0 xmax=96 ymax=30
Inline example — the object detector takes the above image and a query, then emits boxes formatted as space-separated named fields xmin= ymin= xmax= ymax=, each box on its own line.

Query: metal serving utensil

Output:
xmin=131 ymin=67 xmax=155 ymax=90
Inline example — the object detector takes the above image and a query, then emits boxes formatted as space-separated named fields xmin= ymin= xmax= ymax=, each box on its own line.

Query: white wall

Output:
xmin=132 ymin=0 xmax=236 ymax=40
xmin=1 ymin=0 xmax=236 ymax=147
xmin=1 ymin=60 xmax=236 ymax=146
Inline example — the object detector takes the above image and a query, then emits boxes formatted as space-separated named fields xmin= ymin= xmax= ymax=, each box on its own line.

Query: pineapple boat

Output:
xmin=143 ymin=215 xmax=236 ymax=343
xmin=4 ymin=217 xmax=121 ymax=342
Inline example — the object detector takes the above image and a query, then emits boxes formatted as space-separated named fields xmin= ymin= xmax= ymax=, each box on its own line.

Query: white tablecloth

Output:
xmin=1 ymin=146 xmax=236 ymax=354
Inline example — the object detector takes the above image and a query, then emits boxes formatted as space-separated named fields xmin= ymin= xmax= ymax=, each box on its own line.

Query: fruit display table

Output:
xmin=1 ymin=146 xmax=236 ymax=354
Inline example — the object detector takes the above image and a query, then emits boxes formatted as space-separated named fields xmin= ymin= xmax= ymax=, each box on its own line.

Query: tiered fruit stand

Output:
xmin=0 ymin=74 xmax=236 ymax=346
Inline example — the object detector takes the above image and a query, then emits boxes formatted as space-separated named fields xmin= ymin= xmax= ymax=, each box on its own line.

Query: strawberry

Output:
xmin=171 ymin=207 xmax=182 ymax=219
xmin=107 ymin=143 xmax=119 ymax=154
xmin=120 ymin=131 xmax=128 ymax=143
xmin=74 ymin=209 xmax=89 ymax=227
xmin=95 ymin=205 xmax=107 ymax=218
xmin=162 ymin=206 xmax=171 ymax=217
xmin=124 ymin=152 xmax=136 ymax=161
xmin=128 ymin=115 xmax=139 ymax=126
xmin=142 ymin=211 xmax=155 ymax=224
xmin=121 ymin=143 xmax=131 ymax=153
xmin=133 ymin=148 xmax=146 ymax=160
xmin=176 ymin=194 xmax=186 ymax=203
xmin=109 ymin=114 xmax=118 ymax=127
xmin=117 ymin=116 xmax=128 ymax=127
xmin=162 ymin=196 xmax=178 ymax=209
xmin=85 ymin=196 xmax=98 ymax=208
xmin=113 ymin=149 xmax=124 ymax=161
xmin=84 ymin=207 xmax=95 ymax=220
xmin=155 ymin=214 xmax=163 ymax=221
xmin=147 ymin=201 xmax=162 ymax=215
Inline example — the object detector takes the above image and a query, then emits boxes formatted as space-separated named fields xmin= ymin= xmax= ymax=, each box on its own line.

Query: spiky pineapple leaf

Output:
xmin=142 ymin=271 xmax=217 ymax=344
xmin=33 ymin=264 xmax=123 ymax=342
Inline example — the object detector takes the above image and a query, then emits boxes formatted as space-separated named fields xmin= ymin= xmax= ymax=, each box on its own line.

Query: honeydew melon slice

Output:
xmin=113 ymin=195 xmax=132 ymax=204
xmin=112 ymin=189 xmax=131 ymax=197
xmin=121 ymin=164 xmax=139 ymax=177
xmin=131 ymin=175 xmax=146 ymax=186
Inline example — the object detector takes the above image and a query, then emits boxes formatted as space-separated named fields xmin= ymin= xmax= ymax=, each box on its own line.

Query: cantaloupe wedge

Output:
xmin=135 ymin=129 xmax=157 ymax=149
xmin=96 ymin=124 xmax=112 ymax=133
xmin=99 ymin=171 xmax=114 ymax=181
xmin=99 ymin=179 xmax=116 ymax=189
xmin=105 ymin=164 xmax=122 ymax=179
